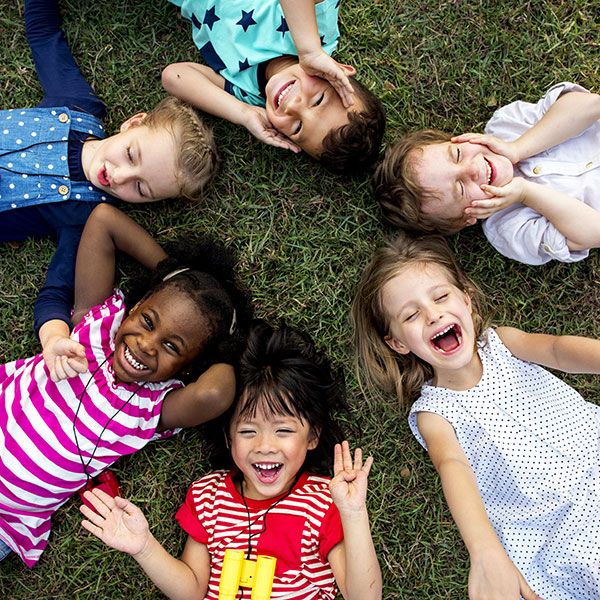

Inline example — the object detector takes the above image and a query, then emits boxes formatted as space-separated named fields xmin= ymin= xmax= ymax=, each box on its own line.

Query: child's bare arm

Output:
xmin=157 ymin=363 xmax=236 ymax=430
xmin=418 ymin=412 xmax=541 ymax=600
xmin=162 ymin=62 xmax=300 ymax=152
xmin=39 ymin=319 xmax=88 ymax=381
xmin=454 ymin=91 xmax=600 ymax=163
xmin=278 ymin=0 xmax=354 ymax=107
xmin=72 ymin=204 xmax=167 ymax=325
xmin=497 ymin=326 xmax=600 ymax=374
xmin=81 ymin=489 xmax=210 ymax=600
xmin=327 ymin=441 xmax=381 ymax=600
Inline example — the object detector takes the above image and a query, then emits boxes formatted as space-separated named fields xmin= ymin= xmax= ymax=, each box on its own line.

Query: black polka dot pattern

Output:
xmin=408 ymin=329 xmax=600 ymax=599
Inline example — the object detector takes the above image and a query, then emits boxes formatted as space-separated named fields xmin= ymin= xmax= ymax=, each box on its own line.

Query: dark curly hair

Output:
xmin=206 ymin=320 xmax=348 ymax=477
xmin=319 ymin=77 xmax=386 ymax=175
xmin=125 ymin=237 xmax=253 ymax=382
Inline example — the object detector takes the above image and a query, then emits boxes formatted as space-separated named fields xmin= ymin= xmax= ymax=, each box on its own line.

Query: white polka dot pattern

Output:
xmin=409 ymin=329 xmax=600 ymax=599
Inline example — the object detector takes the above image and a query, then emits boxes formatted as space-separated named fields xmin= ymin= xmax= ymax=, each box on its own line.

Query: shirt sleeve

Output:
xmin=318 ymin=502 xmax=344 ymax=562
xmin=175 ymin=484 xmax=210 ymax=544
xmin=33 ymin=224 xmax=84 ymax=337
xmin=25 ymin=0 xmax=106 ymax=118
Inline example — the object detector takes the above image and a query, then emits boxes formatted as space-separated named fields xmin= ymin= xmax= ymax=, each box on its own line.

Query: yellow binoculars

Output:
xmin=218 ymin=549 xmax=277 ymax=600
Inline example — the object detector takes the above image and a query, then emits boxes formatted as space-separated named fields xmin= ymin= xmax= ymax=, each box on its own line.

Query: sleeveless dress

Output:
xmin=409 ymin=329 xmax=600 ymax=600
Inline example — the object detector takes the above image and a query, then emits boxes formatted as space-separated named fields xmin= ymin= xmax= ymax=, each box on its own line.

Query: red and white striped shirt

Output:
xmin=176 ymin=470 xmax=344 ymax=599
xmin=0 ymin=290 xmax=181 ymax=566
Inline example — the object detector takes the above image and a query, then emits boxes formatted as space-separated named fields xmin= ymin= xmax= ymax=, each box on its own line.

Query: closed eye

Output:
xmin=293 ymin=121 xmax=302 ymax=135
xmin=313 ymin=93 xmax=324 ymax=107
xmin=404 ymin=311 xmax=418 ymax=322
xmin=127 ymin=146 xmax=134 ymax=164
xmin=277 ymin=428 xmax=295 ymax=434
xmin=435 ymin=294 xmax=449 ymax=302
xmin=137 ymin=181 xmax=145 ymax=198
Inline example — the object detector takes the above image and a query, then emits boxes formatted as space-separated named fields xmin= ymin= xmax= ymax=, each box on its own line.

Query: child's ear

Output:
xmin=384 ymin=335 xmax=411 ymax=355
xmin=308 ymin=425 xmax=322 ymax=451
xmin=338 ymin=63 xmax=357 ymax=77
xmin=120 ymin=113 xmax=148 ymax=132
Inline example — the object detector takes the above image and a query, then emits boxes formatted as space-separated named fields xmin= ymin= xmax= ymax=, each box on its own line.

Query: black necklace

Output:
xmin=72 ymin=352 xmax=145 ymax=487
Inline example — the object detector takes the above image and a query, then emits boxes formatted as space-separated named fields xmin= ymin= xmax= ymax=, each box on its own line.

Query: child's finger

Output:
xmin=341 ymin=440 xmax=353 ymax=471
xmin=362 ymin=455 xmax=374 ymax=476
xmin=333 ymin=443 xmax=343 ymax=475
xmin=81 ymin=518 xmax=105 ymax=539
xmin=353 ymin=446 xmax=363 ymax=471
xmin=53 ymin=356 xmax=67 ymax=381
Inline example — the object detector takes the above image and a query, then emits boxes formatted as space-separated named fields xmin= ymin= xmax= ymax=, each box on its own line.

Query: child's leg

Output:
xmin=0 ymin=538 xmax=12 ymax=561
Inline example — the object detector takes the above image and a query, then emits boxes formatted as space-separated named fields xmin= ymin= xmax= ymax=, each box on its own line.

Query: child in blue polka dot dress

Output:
xmin=3 ymin=0 xmax=217 ymax=373
xmin=352 ymin=235 xmax=600 ymax=600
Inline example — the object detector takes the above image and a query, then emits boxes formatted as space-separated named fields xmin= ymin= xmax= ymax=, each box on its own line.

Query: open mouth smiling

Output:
xmin=275 ymin=81 xmax=294 ymax=109
xmin=430 ymin=324 xmax=463 ymax=354
xmin=124 ymin=344 xmax=149 ymax=371
xmin=483 ymin=157 xmax=494 ymax=185
xmin=252 ymin=462 xmax=283 ymax=482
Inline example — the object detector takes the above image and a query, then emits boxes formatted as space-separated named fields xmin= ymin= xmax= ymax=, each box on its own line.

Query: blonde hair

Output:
xmin=142 ymin=97 xmax=219 ymax=201
xmin=351 ymin=234 xmax=489 ymax=408
xmin=372 ymin=130 xmax=465 ymax=235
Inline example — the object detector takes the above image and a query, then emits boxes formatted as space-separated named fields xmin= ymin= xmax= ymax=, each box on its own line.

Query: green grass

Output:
xmin=1 ymin=0 xmax=600 ymax=598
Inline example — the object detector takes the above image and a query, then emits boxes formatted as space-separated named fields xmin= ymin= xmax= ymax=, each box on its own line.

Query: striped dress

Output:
xmin=176 ymin=470 xmax=344 ymax=599
xmin=0 ymin=290 xmax=181 ymax=566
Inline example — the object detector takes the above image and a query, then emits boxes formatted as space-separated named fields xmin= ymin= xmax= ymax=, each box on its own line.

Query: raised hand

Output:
xmin=469 ymin=547 xmax=543 ymax=600
xmin=80 ymin=488 xmax=150 ymax=556
xmin=451 ymin=133 xmax=521 ymax=164
xmin=241 ymin=104 xmax=301 ymax=152
xmin=466 ymin=178 xmax=528 ymax=219
xmin=329 ymin=440 xmax=373 ymax=514
xmin=43 ymin=335 xmax=88 ymax=382
xmin=299 ymin=50 xmax=355 ymax=108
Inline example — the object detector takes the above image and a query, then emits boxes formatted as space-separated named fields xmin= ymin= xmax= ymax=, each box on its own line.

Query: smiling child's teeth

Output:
xmin=124 ymin=346 xmax=148 ymax=370
xmin=432 ymin=324 xmax=454 ymax=340
xmin=485 ymin=159 xmax=492 ymax=184
xmin=254 ymin=462 xmax=282 ymax=474
xmin=277 ymin=83 xmax=293 ymax=107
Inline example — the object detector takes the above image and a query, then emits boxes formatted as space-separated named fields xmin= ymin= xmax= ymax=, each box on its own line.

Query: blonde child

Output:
xmin=352 ymin=234 xmax=600 ymax=600
xmin=0 ymin=203 xmax=252 ymax=566
xmin=162 ymin=0 xmax=385 ymax=175
xmin=3 ymin=0 xmax=217 ymax=346
xmin=81 ymin=321 xmax=382 ymax=600
xmin=374 ymin=83 xmax=600 ymax=265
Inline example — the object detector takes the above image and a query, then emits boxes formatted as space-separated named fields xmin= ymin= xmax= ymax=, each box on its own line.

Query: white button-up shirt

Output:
xmin=482 ymin=82 xmax=600 ymax=265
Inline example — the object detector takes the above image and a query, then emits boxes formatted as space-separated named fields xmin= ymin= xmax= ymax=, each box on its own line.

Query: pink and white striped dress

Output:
xmin=0 ymin=290 xmax=181 ymax=566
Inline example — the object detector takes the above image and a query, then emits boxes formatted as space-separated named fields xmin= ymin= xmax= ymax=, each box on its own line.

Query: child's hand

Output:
xmin=329 ymin=441 xmax=373 ymax=514
xmin=451 ymin=133 xmax=521 ymax=164
xmin=80 ymin=488 xmax=150 ymax=556
xmin=466 ymin=178 xmax=528 ymax=220
xmin=241 ymin=105 xmax=301 ymax=153
xmin=298 ymin=50 xmax=355 ymax=108
xmin=42 ymin=335 xmax=88 ymax=382
xmin=469 ymin=547 xmax=543 ymax=600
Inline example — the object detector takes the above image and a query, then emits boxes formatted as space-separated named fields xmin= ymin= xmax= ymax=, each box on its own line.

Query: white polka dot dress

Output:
xmin=408 ymin=329 xmax=600 ymax=599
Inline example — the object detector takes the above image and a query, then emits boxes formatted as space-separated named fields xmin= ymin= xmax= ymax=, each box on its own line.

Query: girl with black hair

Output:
xmin=81 ymin=321 xmax=382 ymax=600
xmin=0 ymin=203 xmax=252 ymax=567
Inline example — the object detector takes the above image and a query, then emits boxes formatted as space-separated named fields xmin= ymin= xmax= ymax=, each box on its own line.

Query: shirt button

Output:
xmin=586 ymin=161 xmax=593 ymax=168
xmin=58 ymin=113 xmax=69 ymax=123
xmin=533 ymin=167 xmax=541 ymax=174
xmin=544 ymin=245 xmax=550 ymax=251
xmin=58 ymin=185 xmax=69 ymax=195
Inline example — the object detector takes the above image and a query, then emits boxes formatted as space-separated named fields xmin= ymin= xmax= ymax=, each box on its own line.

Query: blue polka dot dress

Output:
xmin=409 ymin=329 xmax=600 ymax=599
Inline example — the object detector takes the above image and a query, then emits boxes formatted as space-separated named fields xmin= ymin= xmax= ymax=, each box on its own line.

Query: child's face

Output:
xmin=382 ymin=263 xmax=476 ymax=378
xmin=228 ymin=400 xmax=318 ymax=501
xmin=112 ymin=287 xmax=206 ymax=383
xmin=411 ymin=141 xmax=514 ymax=227
xmin=265 ymin=61 xmax=360 ymax=158
xmin=82 ymin=114 xmax=180 ymax=203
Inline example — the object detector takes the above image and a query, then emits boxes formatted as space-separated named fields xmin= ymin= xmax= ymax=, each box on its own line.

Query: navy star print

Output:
xmin=203 ymin=6 xmax=220 ymax=30
xmin=236 ymin=10 xmax=257 ymax=32
xmin=238 ymin=58 xmax=250 ymax=71
xmin=276 ymin=16 xmax=289 ymax=38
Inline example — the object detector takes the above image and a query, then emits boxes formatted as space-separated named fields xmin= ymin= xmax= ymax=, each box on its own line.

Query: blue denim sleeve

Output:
xmin=32 ymin=225 xmax=84 ymax=338
xmin=25 ymin=0 xmax=106 ymax=118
